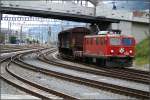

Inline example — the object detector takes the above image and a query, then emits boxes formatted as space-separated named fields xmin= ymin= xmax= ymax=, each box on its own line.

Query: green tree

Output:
xmin=32 ymin=39 xmax=36 ymax=44
xmin=9 ymin=36 xmax=17 ymax=44
xmin=26 ymin=38 xmax=30 ymax=44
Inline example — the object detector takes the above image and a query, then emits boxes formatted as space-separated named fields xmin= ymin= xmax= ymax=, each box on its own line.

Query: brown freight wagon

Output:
xmin=58 ymin=27 xmax=90 ymax=57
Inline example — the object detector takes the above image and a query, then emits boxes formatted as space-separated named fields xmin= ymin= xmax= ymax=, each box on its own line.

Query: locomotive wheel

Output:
xmin=84 ymin=57 xmax=92 ymax=64
xmin=96 ymin=58 xmax=106 ymax=67
xmin=105 ymin=61 xmax=132 ymax=68
xmin=120 ymin=61 xmax=133 ymax=67
xmin=105 ymin=61 xmax=115 ymax=67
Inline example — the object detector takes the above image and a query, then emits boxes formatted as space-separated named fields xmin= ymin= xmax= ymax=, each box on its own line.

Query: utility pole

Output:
xmin=40 ymin=25 xmax=42 ymax=45
xmin=42 ymin=29 xmax=44 ymax=44
xmin=0 ymin=0 xmax=2 ymax=55
xmin=0 ymin=3 xmax=2 ymax=54
xmin=38 ymin=32 xmax=40 ymax=44
xmin=61 ymin=20 xmax=64 ymax=31
xmin=41 ymin=21 xmax=45 ymax=45
xmin=48 ymin=26 xmax=51 ymax=46
xmin=94 ymin=4 xmax=96 ymax=16
xmin=7 ymin=21 xmax=12 ymax=44
xmin=20 ymin=22 xmax=25 ymax=45
xmin=7 ymin=21 xmax=10 ymax=44
xmin=20 ymin=25 xmax=22 ymax=45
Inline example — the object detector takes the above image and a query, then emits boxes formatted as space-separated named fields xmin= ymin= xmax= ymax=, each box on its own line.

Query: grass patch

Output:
xmin=135 ymin=37 xmax=150 ymax=65
xmin=135 ymin=57 xmax=149 ymax=65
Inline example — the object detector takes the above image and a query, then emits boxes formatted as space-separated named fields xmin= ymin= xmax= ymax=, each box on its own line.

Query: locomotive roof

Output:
xmin=59 ymin=27 xmax=91 ymax=34
xmin=85 ymin=34 xmax=134 ymax=38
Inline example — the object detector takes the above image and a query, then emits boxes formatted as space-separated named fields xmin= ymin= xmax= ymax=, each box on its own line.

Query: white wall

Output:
xmin=111 ymin=21 xmax=149 ymax=43
xmin=132 ymin=23 xmax=149 ymax=43
xmin=111 ymin=21 xmax=132 ymax=36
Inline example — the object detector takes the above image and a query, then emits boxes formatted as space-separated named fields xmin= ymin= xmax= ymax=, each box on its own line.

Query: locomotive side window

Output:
xmin=99 ymin=38 xmax=102 ymax=45
xmin=99 ymin=38 xmax=105 ymax=45
xmin=86 ymin=39 xmax=88 ymax=44
xmin=102 ymin=38 xmax=106 ymax=45
xmin=122 ymin=38 xmax=133 ymax=46
xmin=96 ymin=38 xmax=99 ymax=45
xmin=110 ymin=38 xmax=121 ymax=45
xmin=90 ymin=38 xmax=93 ymax=45
xmin=99 ymin=38 xmax=103 ymax=45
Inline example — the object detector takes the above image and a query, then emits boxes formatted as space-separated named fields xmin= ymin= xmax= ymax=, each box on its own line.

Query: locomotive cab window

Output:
xmin=122 ymin=38 xmax=133 ymax=46
xmin=110 ymin=37 xmax=121 ymax=45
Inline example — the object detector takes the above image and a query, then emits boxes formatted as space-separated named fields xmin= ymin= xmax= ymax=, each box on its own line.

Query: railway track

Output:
xmin=0 ymin=46 xmax=45 ymax=63
xmin=1 ymin=48 xmax=149 ymax=99
xmin=75 ymin=60 xmax=150 ymax=82
xmin=123 ymin=67 xmax=150 ymax=76
xmin=72 ymin=58 xmax=150 ymax=79
xmin=1 ymin=61 xmax=57 ymax=100
xmin=16 ymin=50 xmax=149 ymax=99
xmin=41 ymin=50 xmax=150 ymax=85
xmin=59 ymin=54 xmax=150 ymax=78
xmin=1 ymin=49 xmax=78 ymax=100
xmin=0 ymin=48 xmax=30 ymax=53
xmin=0 ymin=45 xmax=45 ymax=53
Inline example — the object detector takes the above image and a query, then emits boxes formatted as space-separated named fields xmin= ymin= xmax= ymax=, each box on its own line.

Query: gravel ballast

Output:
xmin=9 ymin=63 xmax=136 ymax=99
xmin=23 ymin=54 xmax=149 ymax=92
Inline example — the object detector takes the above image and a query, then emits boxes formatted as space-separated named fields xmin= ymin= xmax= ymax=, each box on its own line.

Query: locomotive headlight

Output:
xmin=110 ymin=49 xmax=114 ymax=53
xmin=129 ymin=50 xmax=132 ymax=53
xmin=119 ymin=48 xmax=125 ymax=53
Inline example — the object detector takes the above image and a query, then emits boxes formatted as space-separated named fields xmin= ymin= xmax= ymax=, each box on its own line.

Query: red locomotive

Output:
xmin=58 ymin=27 xmax=135 ymax=67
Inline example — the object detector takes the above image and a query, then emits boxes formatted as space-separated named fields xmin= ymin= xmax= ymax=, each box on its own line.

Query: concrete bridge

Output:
xmin=1 ymin=0 xmax=149 ymax=42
